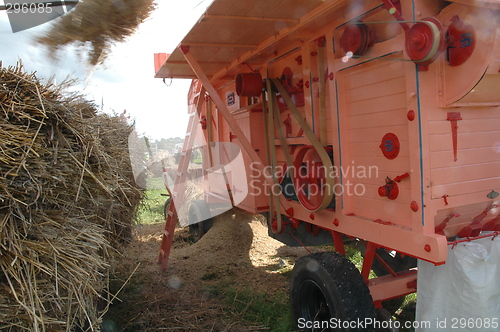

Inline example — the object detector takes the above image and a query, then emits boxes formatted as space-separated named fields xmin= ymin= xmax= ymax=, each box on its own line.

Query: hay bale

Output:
xmin=0 ymin=63 xmax=143 ymax=331
xmin=36 ymin=0 xmax=156 ymax=65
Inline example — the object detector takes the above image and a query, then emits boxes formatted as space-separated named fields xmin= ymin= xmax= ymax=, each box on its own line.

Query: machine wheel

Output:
xmin=376 ymin=308 xmax=399 ymax=332
xmin=290 ymin=252 xmax=376 ymax=332
xmin=188 ymin=200 xmax=213 ymax=242
xmin=163 ymin=197 xmax=172 ymax=221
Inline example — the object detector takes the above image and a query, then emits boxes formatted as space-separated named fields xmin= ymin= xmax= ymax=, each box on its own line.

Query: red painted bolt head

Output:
xmin=410 ymin=201 xmax=419 ymax=212
xmin=424 ymin=244 xmax=431 ymax=252
xmin=407 ymin=110 xmax=416 ymax=121
xmin=309 ymin=213 xmax=315 ymax=220
xmin=333 ymin=219 xmax=340 ymax=226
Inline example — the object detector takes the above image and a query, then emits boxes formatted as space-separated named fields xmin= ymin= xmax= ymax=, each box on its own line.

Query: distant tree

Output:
xmin=157 ymin=138 xmax=169 ymax=151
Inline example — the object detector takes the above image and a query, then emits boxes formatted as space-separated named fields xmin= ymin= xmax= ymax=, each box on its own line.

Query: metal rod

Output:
xmin=449 ymin=231 xmax=500 ymax=247
xmin=266 ymin=79 xmax=283 ymax=234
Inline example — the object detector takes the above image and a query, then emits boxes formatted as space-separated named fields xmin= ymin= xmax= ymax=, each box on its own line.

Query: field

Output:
xmin=103 ymin=181 xmax=416 ymax=331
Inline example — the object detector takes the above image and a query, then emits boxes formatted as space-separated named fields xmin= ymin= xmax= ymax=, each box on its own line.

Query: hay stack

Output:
xmin=36 ymin=0 xmax=156 ymax=65
xmin=0 ymin=63 xmax=142 ymax=331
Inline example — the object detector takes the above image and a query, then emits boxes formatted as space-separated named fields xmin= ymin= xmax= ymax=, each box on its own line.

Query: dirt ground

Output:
xmin=102 ymin=209 xmax=317 ymax=331
xmin=102 ymin=208 xmax=416 ymax=331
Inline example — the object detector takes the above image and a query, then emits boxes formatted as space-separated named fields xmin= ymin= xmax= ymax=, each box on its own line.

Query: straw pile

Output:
xmin=37 ymin=0 xmax=156 ymax=65
xmin=0 ymin=63 xmax=142 ymax=331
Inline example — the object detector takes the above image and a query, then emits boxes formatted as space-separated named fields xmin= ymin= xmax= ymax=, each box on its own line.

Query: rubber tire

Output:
xmin=163 ymin=197 xmax=172 ymax=221
xmin=290 ymin=252 xmax=376 ymax=332
xmin=188 ymin=200 xmax=213 ymax=242
xmin=376 ymin=308 xmax=399 ymax=332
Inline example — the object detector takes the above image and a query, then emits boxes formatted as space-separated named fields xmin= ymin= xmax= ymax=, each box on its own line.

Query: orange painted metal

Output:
xmin=153 ymin=53 xmax=168 ymax=74
xmin=235 ymin=72 xmax=263 ymax=97
xmin=154 ymin=0 xmax=500 ymax=309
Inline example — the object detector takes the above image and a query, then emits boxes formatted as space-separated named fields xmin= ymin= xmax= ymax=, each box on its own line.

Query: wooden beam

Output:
xmin=181 ymin=42 xmax=258 ymax=49
xmin=202 ymin=14 xmax=299 ymax=23
xmin=211 ymin=0 xmax=345 ymax=81
xmin=164 ymin=61 xmax=230 ymax=65
xmin=181 ymin=47 xmax=291 ymax=213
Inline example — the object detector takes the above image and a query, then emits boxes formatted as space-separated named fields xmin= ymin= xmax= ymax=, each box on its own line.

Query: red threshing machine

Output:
xmin=154 ymin=0 xmax=500 ymax=329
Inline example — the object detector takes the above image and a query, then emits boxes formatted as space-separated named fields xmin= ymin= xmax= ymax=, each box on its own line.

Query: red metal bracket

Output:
xmin=200 ymin=116 xmax=207 ymax=129
xmin=457 ymin=204 xmax=496 ymax=238
xmin=316 ymin=36 xmax=326 ymax=47
xmin=331 ymin=231 xmax=346 ymax=256
xmin=483 ymin=215 xmax=500 ymax=231
xmin=447 ymin=112 xmax=462 ymax=162
xmin=394 ymin=172 xmax=409 ymax=182
xmin=361 ymin=242 xmax=379 ymax=282
xmin=289 ymin=217 xmax=300 ymax=229
xmin=374 ymin=251 xmax=398 ymax=277
xmin=381 ymin=0 xmax=409 ymax=32
xmin=435 ymin=213 xmax=460 ymax=235
xmin=283 ymin=114 xmax=292 ymax=137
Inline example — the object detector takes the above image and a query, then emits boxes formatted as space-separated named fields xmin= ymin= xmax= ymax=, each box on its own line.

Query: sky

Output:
xmin=0 ymin=0 xmax=210 ymax=140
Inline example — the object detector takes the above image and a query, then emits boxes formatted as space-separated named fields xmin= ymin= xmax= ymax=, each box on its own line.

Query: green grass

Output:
xmin=209 ymin=285 xmax=294 ymax=332
xmin=344 ymin=244 xmax=377 ymax=279
xmin=134 ymin=186 xmax=416 ymax=330
xmin=137 ymin=177 xmax=169 ymax=224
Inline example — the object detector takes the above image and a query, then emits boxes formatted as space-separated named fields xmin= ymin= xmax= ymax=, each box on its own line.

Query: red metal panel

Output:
xmin=153 ymin=53 xmax=168 ymax=74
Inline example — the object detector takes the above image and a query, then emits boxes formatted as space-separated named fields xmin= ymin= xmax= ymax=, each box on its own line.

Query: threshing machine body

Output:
xmin=155 ymin=0 xmax=500 ymax=312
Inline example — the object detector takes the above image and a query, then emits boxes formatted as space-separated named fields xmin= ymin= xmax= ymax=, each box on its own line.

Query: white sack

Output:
xmin=416 ymin=235 xmax=500 ymax=331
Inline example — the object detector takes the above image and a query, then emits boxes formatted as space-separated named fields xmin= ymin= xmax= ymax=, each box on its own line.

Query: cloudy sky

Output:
xmin=0 ymin=0 xmax=209 ymax=140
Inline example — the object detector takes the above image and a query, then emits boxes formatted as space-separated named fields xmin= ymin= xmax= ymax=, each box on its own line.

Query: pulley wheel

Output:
xmin=292 ymin=145 xmax=334 ymax=212
xmin=405 ymin=17 xmax=444 ymax=65
xmin=340 ymin=22 xmax=372 ymax=56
